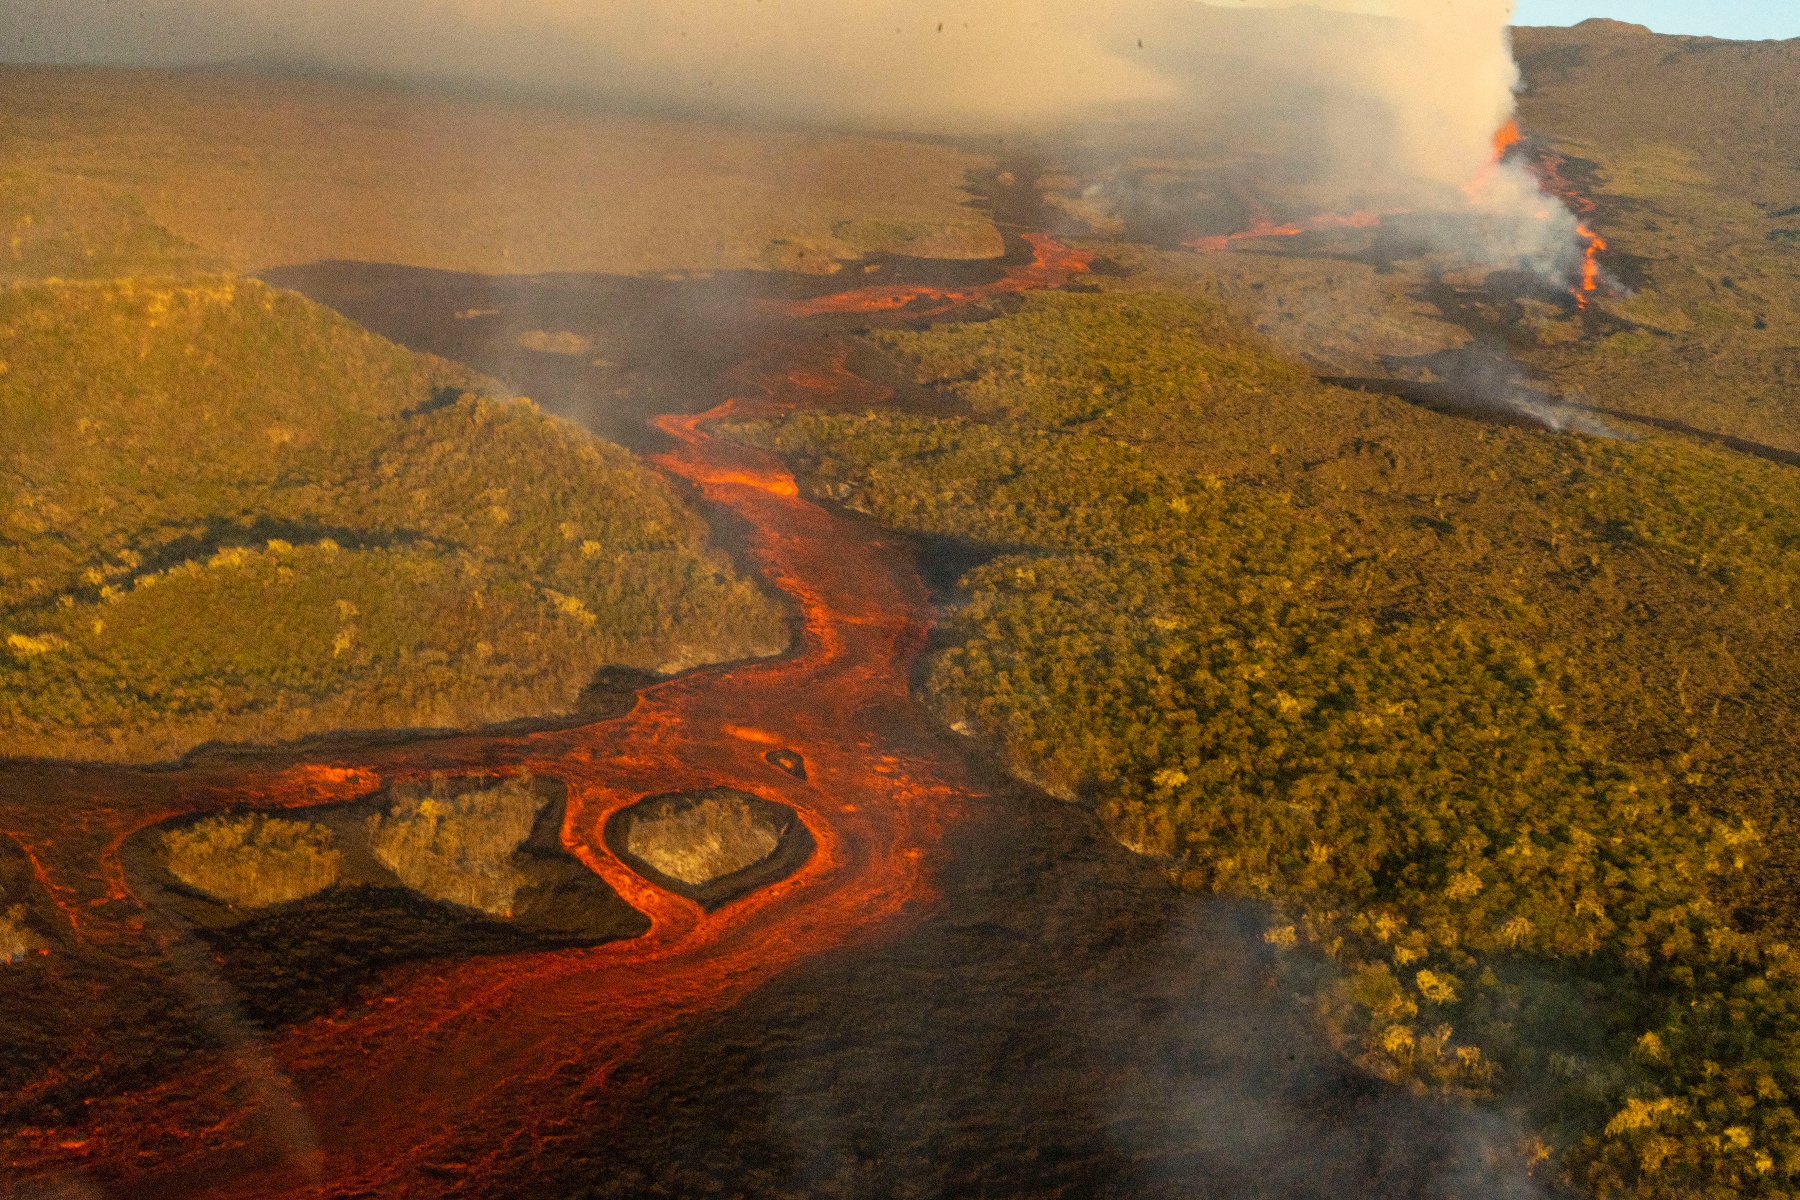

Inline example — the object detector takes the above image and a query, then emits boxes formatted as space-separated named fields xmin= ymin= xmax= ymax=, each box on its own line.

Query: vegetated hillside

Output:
xmin=0 ymin=200 xmax=786 ymax=763
xmin=1041 ymin=21 xmax=1800 ymax=459
xmin=0 ymin=171 xmax=223 ymax=283
xmin=1514 ymin=20 xmax=1800 ymax=203
xmin=734 ymin=289 xmax=1800 ymax=1198
xmin=1512 ymin=19 xmax=1800 ymax=453
xmin=0 ymin=66 xmax=1001 ymax=276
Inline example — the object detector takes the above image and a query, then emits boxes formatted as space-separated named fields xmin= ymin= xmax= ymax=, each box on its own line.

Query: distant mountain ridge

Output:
xmin=1514 ymin=18 xmax=1800 ymax=205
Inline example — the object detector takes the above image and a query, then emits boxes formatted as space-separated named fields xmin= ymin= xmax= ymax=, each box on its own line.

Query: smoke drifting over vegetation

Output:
xmin=8 ymin=0 xmax=1579 ymax=274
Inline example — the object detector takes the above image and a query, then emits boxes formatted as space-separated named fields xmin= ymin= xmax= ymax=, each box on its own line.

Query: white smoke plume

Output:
xmin=3 ymin=0 xmax=1582 ymax=274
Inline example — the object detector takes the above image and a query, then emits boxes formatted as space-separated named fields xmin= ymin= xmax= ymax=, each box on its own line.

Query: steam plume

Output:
xmin=4 ymin=0 xmax=1583 ymax=274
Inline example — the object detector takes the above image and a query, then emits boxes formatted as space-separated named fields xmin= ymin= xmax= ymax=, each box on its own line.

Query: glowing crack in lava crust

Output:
xmin=2 ymin=243 xmax=1091 ymax=1197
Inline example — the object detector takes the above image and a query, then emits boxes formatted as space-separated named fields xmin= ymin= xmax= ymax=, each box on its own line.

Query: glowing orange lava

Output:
xmin=777 ymin=233 xmax=1092 ymax=317
xmin=1528 ymin=145 xmax=1608 ymax=309
xmin=1183 ymin=201 xmax=1386 ymax=253
xmin=1573 ymin=221 xmax=1607 ymax=309
xmin=0 ymin=242 xmax=1092 ymax=1198
xmin=1529 ymin=147 xmax=1596 ymax=218
xmin=1461 ymin=118 xmax=1525 ymax=203
xmin=1491 ymin=120 xmax=1523 ymax=160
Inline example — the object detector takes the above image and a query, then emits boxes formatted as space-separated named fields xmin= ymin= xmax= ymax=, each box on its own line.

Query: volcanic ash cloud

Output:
xmin=14 ymin=0 xmax=1580 ymax=270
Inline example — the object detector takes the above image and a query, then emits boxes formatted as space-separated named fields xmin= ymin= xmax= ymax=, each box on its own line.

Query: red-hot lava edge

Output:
xmin=1 ymin=236 xmax=1093 ymax=1197
xmin=1184 ymin=122 xmax=1609 ymax=310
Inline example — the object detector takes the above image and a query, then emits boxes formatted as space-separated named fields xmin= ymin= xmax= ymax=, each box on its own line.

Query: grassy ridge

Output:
xmin=1 ymin=254 xmax=785 ymax=762
xmin=1 ymin=171 xmax=220 ymax=284
xmin=739 ymin=289 xmax=1800 ymax=1197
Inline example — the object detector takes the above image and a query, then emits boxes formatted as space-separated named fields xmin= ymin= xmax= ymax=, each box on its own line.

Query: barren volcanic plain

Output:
xmin=4 ymin=14 xmax=1800 ymax=1200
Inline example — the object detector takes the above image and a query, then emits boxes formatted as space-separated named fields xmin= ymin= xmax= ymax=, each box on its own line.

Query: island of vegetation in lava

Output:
xmin=2 ymin=11 xmax=1800 ymax=1200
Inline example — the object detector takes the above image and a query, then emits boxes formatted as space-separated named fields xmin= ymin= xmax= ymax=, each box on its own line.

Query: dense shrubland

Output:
xmin=162 ymin=813 xmax=342 ymax=908
xmin=622 ymin=789 xmax=784 ymax=887
xmin=370 ymin=775 xmax=545 ymax=917
xmin=737 ymin=289 xmax=1800 ymax=1197
xmin=0 ymin=171 xmax=220 ymax=284
xmin=0 ymin=270 xmax=786 ymax=761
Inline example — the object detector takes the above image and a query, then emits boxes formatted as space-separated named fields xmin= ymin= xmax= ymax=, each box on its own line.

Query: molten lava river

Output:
xmin=2 ymin=235 xmax=1533 ymax=1200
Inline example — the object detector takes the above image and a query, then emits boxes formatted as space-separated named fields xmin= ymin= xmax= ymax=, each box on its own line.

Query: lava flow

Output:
xmin=1491 ymin=119 xmax=1523 ymax=160
xmin=777 ymin=232 xmax=1091 ymax=317
xmin=1572 ymin=222 xmax=1607 ymax=308
xmin=0 ymin=242 xmax=1091 ymax=1198
xmin=1184 ymin=206 xmax=1386 ymax=253
xmin=1523 ymin=137 xmax=1610 ymax=309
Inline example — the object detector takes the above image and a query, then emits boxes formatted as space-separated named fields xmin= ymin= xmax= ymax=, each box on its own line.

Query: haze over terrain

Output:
xmin=3 ymin=4 xmax=1800 ymax=1200
xmin=4 ymin=1 xmax=1583 ymax=275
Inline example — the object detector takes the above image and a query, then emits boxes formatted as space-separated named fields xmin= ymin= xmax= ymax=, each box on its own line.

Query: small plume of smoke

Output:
xmin=1089 ymin=903 xmax=1552 ymax=1200
xmin=1508 ymin=391 xmax=1625 ymax=438
xmin=1424 ymin=351 xmax=1627 ymax=437
xmin=754 ymin=888 xmax=1551 ymax=1198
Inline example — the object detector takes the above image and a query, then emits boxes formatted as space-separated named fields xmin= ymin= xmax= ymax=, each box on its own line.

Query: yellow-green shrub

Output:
xmin=0 ymin=272 xmax=786 ymax=761
xmin=162 ymin=813 xmax=341 ymax=907
xmin=0 ymin=171 xmax=220 ymax=284
xmin=623 ymin=790 xmax=782 ymax=886
xmin=1 ymin=903 xmax=40 ymax=962
xmin=369 ymin=776 xmax=543 ymax=916
xmin=743 ymin=289 xmax=1800 ymax=1198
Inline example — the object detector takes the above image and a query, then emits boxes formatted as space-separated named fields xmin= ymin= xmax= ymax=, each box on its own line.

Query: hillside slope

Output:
xmin=737 ymin=279 xmax=1800 ymax=1197
xmin=0 ymin=187 xmax=787 ymax=762
xmin=0 ymin=66 xmax=1002 ymax=276
xmin=1513 ymin=19 xmax=1800 ymax=454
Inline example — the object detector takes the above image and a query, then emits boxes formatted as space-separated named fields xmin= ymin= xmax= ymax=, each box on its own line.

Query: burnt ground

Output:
xmin=550 ymin=776 xmax=1543 ymax=1200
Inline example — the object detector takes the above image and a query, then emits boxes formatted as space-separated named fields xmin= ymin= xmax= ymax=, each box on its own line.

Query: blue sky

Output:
xmin=1512 ymin=1 xmax=1800 ymax=40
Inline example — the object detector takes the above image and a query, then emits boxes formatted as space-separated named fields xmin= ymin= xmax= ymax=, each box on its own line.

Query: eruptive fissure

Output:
xmin=1572 ymin=222 xmax=1607 ymax=308
xmin=1519 ymin=135 xmax=1610 ymax=309
xmin=1184 ymin=118 xmax=1610 ymax=312
xmin=0 ymin=242 xmax=1091 ymax=1198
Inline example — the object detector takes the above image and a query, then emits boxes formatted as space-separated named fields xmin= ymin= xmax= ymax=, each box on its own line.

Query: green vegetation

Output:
xmin=738 ymin=288 xmax=1800 ymax=1198
xmin=0 ymin=257 xmax=786 ymax=762
xmin=1 ymin=172 xmax=219 ymax=284
xmin=1 ymin=904 xmax=39 ymax=963
xmin=370 ymin=775 xmax=544 ymax=917
xmin=162 ymin=813 xmax=342 ymax=908
xmin=622 ymin=789 xmax=783 ymax=886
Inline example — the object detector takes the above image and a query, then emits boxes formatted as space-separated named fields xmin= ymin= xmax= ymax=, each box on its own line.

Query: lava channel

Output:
xmin=0 ymin=241 xmax=1091 ymax=1199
